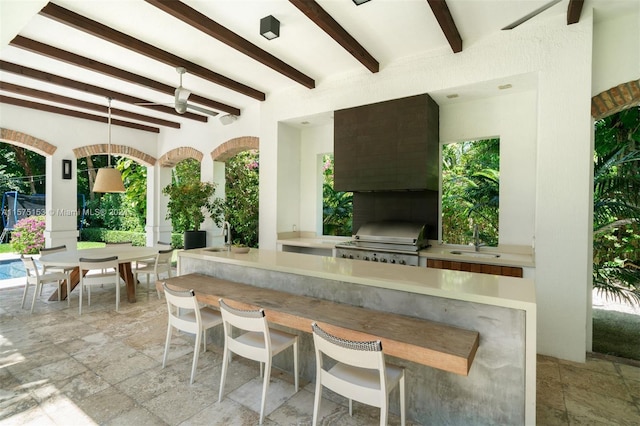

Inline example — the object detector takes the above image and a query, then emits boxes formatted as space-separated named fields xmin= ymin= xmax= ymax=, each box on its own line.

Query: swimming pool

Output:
xmin=0 ymin=258 xmax=25 ymax=280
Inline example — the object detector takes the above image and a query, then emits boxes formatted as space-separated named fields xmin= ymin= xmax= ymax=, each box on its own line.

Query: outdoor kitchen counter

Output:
xmin=178 ymin=248 xmax=536 ymax=425
xmin=180 ymin=247 xmax=535 ymax=311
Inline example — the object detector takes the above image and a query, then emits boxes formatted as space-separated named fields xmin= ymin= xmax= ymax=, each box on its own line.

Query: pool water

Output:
xmin=0 ymin=259 xmax=25 ymax=280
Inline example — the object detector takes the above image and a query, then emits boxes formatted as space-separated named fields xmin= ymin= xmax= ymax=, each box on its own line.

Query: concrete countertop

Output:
xmin=277 ymin=235 xmax=534 ymax=268
xmin=421 ymin=245 xmax=535 ymax=268
xmin=180 ymin=247 xmax=536 ymax=312
xmin=276 ymin=235 xmax=350 ymax=250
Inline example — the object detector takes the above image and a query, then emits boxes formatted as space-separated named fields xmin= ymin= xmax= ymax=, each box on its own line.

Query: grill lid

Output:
xmin=354 ymin=221 xmax=426 ymax=249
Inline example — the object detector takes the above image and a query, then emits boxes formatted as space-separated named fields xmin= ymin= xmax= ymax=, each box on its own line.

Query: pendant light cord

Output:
xmin=107 ymin=97 xmax=112 ymax=168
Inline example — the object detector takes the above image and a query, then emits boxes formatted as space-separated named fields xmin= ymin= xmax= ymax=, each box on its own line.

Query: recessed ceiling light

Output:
xmin=498 ymin=84 xmax=513 ymax=90
xmin=446 ymin=94 xmax=459 ymax=99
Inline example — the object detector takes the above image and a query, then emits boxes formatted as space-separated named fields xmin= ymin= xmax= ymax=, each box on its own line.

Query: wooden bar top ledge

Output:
xmin=159 ymin=273 xmax=479 ymax=376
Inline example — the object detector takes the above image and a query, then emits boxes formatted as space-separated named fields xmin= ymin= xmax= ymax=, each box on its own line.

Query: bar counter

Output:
xmin=178 ymin=248 xmax=536 ymax=425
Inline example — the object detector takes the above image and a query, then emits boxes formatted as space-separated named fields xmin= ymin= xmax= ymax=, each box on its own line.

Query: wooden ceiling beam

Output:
xmin=0 ymin=81 xmax=181 ymax=128
xmin=567 ymin=0 xmax=584 ymax=25
xmin=39 ymin=2 xmax=265 ymax=101
xmin=426 ymin=0 xmax=462 ymax=53
xmin=288 ymin=0 xmax=379 ymax=73
xmin=145 ymin=0 xmax=315 ymax=89
xmin=0 ymin=95 xmax=160 ymax=133
xmin=10 ymin=36 xmax=240 ymax=116
xmin=0 ymin=60 xmax=207 ymax=122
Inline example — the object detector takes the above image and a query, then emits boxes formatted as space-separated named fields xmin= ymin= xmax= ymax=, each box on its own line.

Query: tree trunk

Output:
xmin=86 ymin=156 xmax=96 ymax=200
xmin=10 ymin=146 xmax=36 ymax=194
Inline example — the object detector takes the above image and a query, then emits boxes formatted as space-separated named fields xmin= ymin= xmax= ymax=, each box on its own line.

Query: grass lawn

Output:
xmin=0 ymin=242 xmax=105 ymax=254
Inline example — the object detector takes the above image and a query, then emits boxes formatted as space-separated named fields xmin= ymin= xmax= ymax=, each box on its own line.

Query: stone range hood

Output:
xmin=333 ymin=93 xmax=440 ymax=239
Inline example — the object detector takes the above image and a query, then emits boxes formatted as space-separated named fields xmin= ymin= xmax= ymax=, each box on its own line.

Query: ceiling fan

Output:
xmin=138 ymin=67 xmax=218 ymax=116
xmin=502 ymin=0 xmax=563 ymax=30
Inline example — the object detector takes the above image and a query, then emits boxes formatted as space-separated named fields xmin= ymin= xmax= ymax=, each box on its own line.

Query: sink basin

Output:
xmin=450 ymin=250 xmax=501 ymax=258
xmin=203 ymin=247 xmax=226 ymax=253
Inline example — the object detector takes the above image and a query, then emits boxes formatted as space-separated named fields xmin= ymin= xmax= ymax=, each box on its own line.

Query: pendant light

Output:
xmin=93 ymin=98 xmax=125 ymax=193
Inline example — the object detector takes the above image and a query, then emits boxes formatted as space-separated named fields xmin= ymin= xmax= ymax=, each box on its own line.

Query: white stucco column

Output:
xmin=211 ymin=160 xmax=226 ymax=246
xmin=200 ymin=154 xmax=217 ymax=247
xmin=534 ymin=17 xmax=594 ymax=362
xmin=145 ymin=165 xmax=172 ymax=246
xmin=45 ymin=152 xmax=79 ymax=248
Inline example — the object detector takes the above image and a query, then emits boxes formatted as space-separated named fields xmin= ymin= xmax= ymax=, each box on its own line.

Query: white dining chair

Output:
xmin=133 ymin=248 xmax=174 ymax=296
xmin=218 ymin=298 xmax=299 ymax=425
xmin=20 ymin=255 xmax=71 ymax=313
xmin=78 ymin=256 xmax=121 ymax=314
xmin=311 ymin=322 xmax=405 ymax=426
xmin=162 ymin=282 xmax=223 ymax=384
xmin=40 ymin=244 xmax=75 ymax=299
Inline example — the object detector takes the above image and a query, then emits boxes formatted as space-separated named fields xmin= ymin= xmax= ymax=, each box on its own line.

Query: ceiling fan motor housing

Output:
xmin=174 ymin=86 xmax=190 ymax=114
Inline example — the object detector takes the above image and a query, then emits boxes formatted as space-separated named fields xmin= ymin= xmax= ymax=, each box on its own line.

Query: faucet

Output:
xmin=473 ymin=224 xmax=485 ymax=252
xmin=222 ymin=221 xmax=232 ymax=250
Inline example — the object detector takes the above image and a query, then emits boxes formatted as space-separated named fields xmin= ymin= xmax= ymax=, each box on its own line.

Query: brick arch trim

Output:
xmin=211 ymin=136 xmax=259 ymax=162
xmin=73 ymin=144 xmax=156 ymax=167
xmin=158 ymin=146 xmax=203 ymax=168
xmin=0 ymin=128 xmax=57 ymax=156
xmin=592 ymin=79 xmax=640 ymax=120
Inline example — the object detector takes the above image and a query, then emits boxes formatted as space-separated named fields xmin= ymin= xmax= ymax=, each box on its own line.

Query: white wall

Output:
xmin=276 ymin=123 xmax=301 ymax=237
xmin=440 ymin=90 xmax=538 ymax=247
xmin=298 ymin=123 xmax=333 ymax=235
xmin=592 ymin=5 xmax=640 ymax=95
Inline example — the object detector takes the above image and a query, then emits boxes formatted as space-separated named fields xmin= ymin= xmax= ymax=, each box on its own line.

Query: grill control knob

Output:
xmin=381 ymin=258 xmax=387 ymax=263
xmin=399 ymin=260 xmax=406 ymax=265
xmin=363 ymin=256 xmax=369 ymax=261
xmin=372 ymin=257 xmax=378 ymax=262
xmin=341 ymin=254 xmax=347 ymax=258
xmin=390 ymin=259 xmax=396 ymax=264
xmin=348 ymin=255 xmax=354 ymax=259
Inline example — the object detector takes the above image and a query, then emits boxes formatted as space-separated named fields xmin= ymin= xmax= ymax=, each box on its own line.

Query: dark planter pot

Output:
xmin=184 ymin=230 xmax=206 ymax=250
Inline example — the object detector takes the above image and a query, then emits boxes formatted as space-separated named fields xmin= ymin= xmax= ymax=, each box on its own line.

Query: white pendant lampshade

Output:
xmin=93 ymin=98 xmax=125 ymax=193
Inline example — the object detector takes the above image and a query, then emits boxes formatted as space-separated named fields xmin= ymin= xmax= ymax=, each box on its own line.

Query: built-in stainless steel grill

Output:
xmin=335 ymin=221 xmax=428 ymax=266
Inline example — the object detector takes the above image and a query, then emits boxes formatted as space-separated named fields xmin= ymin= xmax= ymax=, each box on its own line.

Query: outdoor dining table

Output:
xmin=39 ymin=246 xmax=158 ymax=303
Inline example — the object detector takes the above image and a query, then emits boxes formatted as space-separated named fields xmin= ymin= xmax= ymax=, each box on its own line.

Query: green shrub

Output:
xmin=80 ymin=228 xmax=145 ymax=246
xmin=11 ymin=215 xmax=46 ymax=254
xmin=80 ymin=227 xmax=183 ymax=248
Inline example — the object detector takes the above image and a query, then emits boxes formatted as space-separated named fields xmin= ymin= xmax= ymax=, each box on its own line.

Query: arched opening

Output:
xmin=590 ymin=80 xmax=640 ymax=361
xmin=74 ymin=144 xmax=156 ymax=245
xmin=212 ymin=137 xmax=260 ymax=248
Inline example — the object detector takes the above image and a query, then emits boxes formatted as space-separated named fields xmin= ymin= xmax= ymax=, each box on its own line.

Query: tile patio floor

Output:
xmin=1 ymin=279 xmax=639 ymax=425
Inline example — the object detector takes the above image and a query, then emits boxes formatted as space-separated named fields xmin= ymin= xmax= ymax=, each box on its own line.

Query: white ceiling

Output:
xmin=0 ymin=0 xmax=635 ymax=130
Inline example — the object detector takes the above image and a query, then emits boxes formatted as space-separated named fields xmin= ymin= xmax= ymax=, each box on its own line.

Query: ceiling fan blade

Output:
xmin=186 ymin=103 xmax=219 ymax=116
xmin=502 ymin=0 xmax=562 ymax=30
xmin=134 ymin=102 xmax=173 ymax=106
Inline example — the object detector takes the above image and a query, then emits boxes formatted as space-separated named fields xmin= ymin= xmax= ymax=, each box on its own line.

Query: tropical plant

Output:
xmin=592 ymin=107 xmax=640 ymax=305
xmin=322 ymin=154 xmax=352 ymax=236
xmin=214 ymin=151 xmax=259 ymax=247
xmin=442 ymin=139 xmax=499 ymax=246
xmin=117 ymin=158 xmax=147 ymax=230
xmin=11 ymin=215 xmax=45 ymax=254
xmin=163 ymin=180 xmax=219 ymax=233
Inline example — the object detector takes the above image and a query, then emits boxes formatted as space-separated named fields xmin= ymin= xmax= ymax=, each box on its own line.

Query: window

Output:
xmin=441 ymin=138 xmax=499 ymax=246
xmin=322 ymin=154 xmax=352 ymax=236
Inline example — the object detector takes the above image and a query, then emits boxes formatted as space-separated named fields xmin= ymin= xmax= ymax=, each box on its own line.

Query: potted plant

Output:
xmin=162 ymin=180 xmax=220 ymax=249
